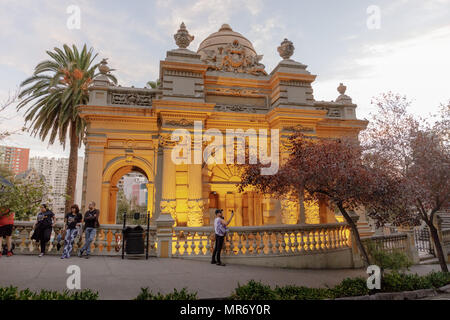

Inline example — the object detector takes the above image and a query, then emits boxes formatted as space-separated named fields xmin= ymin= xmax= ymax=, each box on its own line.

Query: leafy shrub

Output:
xmin=274 ymin=285 xmax=333 ymax=300
xmin=331 ymin=277 xmax=369 ymax=297
xmin=0 ymin=286 xmax=98 ymax=300
xmin=365 ymin=240 xmax=412 ymax=272
xmin=424 ymin=271 xmax=450 ymax=288
xmin=229 ymin=280 xmax=278 ymax=300
xmin=135 ymin=287 xmax=197 ymax=300
xmin=381 ymin=271 xmax=450 ymax=292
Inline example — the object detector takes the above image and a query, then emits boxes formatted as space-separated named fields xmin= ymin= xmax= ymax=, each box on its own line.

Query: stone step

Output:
xmin=419 ymin=257 xmax=439 ymax=265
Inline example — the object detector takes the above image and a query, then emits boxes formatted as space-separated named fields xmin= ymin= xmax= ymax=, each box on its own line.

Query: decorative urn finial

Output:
xmin=277 ymin=38 xmax=295 ymax=60
xmin=174 ymin=22 xmax=194 ymax=49
xmin=337 ymin=83 xmax=346 ymax=95
xmin=98 ymin=58 xmax=110 ymax=74
xmin=336 ymin=83 xmax=352 ymax=103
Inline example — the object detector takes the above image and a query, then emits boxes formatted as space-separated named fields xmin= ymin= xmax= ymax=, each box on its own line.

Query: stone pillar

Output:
xmin=319 ymin=199 xmax=336 ymax=223
xmin=402 ymin=228 xmax=420 ymax=264
xmin=83 ymin=135 xmax=106 ymax=223
xmin=254 ymin=193 xmax=262 ymax=226
xmin=247 ymin=192 xmax=254 ymax=226
xmin=235 ymin=193 xmax=243 ymax=226
xmin=160 ymin=144 xmax=177 ymax=222
xmin=225 ymin=192 xmax=235 ymax=225
xmin=355 ymin=208 xmax=374 ymax=237
xmin=280 ymin=198 xmax=298 ymax=224
xmin=146 ymin=183 xmax=154 ymax=219
xmin=155 ymin=141 xmax=176 ymax=258
xmin=108 ymin=186 xmax=119 ymax=224
xmin=187 ymin=162 xmax=204 ymax=227
xmin=217 ymin=191 xmax=226 ymax=213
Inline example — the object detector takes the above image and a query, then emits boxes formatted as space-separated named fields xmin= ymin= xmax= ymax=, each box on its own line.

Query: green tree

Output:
xmin=17 ymin=44 xmax=117 ymax=213
xmin=0 ymin=175 xmax=47 ymax=220
xmin=146 ymin=79 xmax=160 ymax=89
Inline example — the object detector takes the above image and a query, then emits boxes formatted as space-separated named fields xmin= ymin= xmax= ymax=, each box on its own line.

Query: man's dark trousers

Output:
xmin=211 ymin=235 xmax=225 ymax=263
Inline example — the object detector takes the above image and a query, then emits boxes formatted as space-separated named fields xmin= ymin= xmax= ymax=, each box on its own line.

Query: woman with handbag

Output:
xmin=61 ymin=204 xmax=82 ymax=259
xmin=31 ymin=204 xmax=55 ymax=257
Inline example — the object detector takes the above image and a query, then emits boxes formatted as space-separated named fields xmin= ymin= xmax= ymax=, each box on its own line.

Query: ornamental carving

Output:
xmin=110 ymin=91 xmax=154 ymax=106
xmin=187 ymin=199 xmax=204 ymax=227
xmin=158 ymin=134 xmax=178 ymax=147
xmin=160 ymin=200 xmax=177 ymax=224
xmin=215 ymin=104 xmax=257 ymax=113
xmin=283 ymin=125 xmax=315 ymax=133
xmin=165 ymin=118 xmax=195 ymax=127
xmin=202 ymin=40 xmax=267 ymax=76
xmin=315 ymin=106 xmax=342 ymax=118
xmin=209 ymin=87 xmax=262 ymax=97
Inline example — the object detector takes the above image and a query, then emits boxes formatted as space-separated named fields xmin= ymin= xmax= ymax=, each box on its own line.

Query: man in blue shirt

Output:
xmin=211 ymin=209 xmax=234 ymax=266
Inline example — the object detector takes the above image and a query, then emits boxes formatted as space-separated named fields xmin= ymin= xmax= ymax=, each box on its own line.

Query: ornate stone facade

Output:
xmin=80 ymin=23 xmax=367 ymax=227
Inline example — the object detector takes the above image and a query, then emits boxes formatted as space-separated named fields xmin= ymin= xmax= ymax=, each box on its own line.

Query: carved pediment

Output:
xmin=202 ymin=40 xmax=267 ymax=76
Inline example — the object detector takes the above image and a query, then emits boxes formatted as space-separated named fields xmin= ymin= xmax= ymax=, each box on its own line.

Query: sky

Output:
xmin=0 ymin=0 xmax=449 ymax=158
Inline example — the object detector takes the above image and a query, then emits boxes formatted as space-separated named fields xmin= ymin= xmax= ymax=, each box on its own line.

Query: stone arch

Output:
xmin=101 ymin=156 xmax=155 ymax=224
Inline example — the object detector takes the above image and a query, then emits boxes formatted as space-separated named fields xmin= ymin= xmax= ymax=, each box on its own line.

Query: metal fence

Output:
xmin=414 ymin=226 xmax=435 ymax=256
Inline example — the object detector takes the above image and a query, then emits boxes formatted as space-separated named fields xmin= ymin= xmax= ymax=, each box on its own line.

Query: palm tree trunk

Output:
xmin=65 ymin=122 xmax=79 ymax=213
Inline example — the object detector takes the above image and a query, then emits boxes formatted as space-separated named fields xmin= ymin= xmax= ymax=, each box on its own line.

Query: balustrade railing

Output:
xmin=11 ymin=222 xmax=157 ymax=256
xmin=172 ymin=223 xmax=351 ymax=257
xmin=363 ymin=233 xmax=408 ymax=254
xmin=442 ymin=229 xmax=450 ymax=245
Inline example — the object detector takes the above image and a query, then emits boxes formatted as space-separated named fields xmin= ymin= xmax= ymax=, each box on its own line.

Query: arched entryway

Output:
xmin=101 ymin=156 xmax=154 ymax=224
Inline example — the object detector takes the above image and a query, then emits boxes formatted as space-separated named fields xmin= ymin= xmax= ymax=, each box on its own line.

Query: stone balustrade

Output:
xmin=363 ymin=233 xmax=408 ymax=254
xmin=172 ymin=223 xmax=351 ymax=257
xmin=442 ymin=229 xmax=450 ymax=244
xmin=11 ymin=221 xmax=157 ymax=257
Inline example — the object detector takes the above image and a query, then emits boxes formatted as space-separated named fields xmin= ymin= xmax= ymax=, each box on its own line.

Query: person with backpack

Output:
xmin=0 ymin=208 xmax=14 ymax=257
xmin=78 ymin=201 xmax=99 ymax=259
xmin=61 ymin=204 xmax=82 ymax=259
xmin=31 ymin=204 xmax=55 ymax=257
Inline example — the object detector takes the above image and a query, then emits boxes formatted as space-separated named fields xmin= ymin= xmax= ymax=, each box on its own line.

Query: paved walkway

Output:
xmin=0 ymin=255 xmax=448 ymax=299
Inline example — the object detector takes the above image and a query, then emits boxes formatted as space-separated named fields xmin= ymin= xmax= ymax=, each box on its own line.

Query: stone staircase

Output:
xmin=438 ymin=210 xmax=450 ymax=230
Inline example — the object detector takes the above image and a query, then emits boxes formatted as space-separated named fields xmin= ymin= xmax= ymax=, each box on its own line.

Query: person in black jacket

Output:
xmin=78 ymin=201 xmax=99 ymax=259
xmin=61 ymin=204 xmax=82 ymax=259
xmin=31 ymin=204 xmax=55 ymax=257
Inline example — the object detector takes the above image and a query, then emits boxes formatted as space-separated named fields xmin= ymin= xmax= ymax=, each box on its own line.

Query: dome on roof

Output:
xmin=197 ymin=24 xmax=257 ymax=60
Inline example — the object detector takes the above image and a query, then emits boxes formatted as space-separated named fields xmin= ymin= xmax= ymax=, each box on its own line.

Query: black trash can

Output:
xmin=124 ymin=226 xmax=145 ymax=254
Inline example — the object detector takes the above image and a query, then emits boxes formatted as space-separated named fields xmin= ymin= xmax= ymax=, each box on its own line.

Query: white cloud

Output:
xmin=314 ymin=25 xmax=450 ymax=119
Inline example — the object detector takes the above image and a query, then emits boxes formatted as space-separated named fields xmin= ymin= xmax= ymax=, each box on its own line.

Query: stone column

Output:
xmin=254 ymin=193 xmax=262 ymax=226
xmin=235 ymin=193 xmax=243 ymax=226
xmin=187 ymin=162 xmax=204 ymax=227
xmin=155 ymin=140 xmax=176 ymax=258
xmin=247 ymin=192 xmax=254 ymax=226
xmin=319 ymin=199 xmax=337 ymax=223
xmin=225 ymin=192 xmax=235 ymax=226
xmin=217 ymin=191 xmax=226 ymax=213
xmin=160 ymin=144 xmax=177 ymax=221
xmin=83 ymin=135 xmax=106 ymax=223
xmin=280 ymin=198 xmax=298 ymax=224
xmin=108 ymin=186 xmax=119 ymax=224
xmin=146 ymin=183 xmax=154 ymax=219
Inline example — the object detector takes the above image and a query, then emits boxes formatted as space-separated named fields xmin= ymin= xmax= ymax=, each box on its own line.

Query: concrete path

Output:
xmin=0 ymin=255 xmax=448 ymax=299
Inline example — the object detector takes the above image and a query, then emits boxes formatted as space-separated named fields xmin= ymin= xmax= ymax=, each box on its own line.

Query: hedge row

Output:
xmin=2 ymin=271 xmax=449 ymax=300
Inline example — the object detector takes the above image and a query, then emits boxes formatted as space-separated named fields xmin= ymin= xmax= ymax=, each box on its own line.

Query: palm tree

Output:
xmin=146 ymin=79 xmax=160 ymax=89
xmin=17 ymin=44 xmax=117 ymax=213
